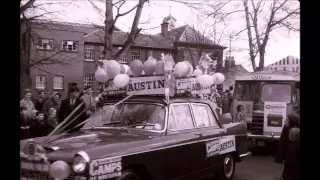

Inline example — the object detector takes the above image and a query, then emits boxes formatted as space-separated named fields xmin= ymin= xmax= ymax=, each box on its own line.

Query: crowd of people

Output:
xmin=20 ymin=86 xmax=97 ymax=140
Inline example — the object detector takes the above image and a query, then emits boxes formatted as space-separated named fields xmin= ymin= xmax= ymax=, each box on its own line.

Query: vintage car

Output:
xmin=20 ymin=95 xmax=250 ymax=180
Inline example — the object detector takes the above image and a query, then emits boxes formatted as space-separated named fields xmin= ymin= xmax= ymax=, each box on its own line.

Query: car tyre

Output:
xmin=116 ymin=171 xmax=142 ymax=180
xmin=215 ymin=154 xmax=236 ymax=180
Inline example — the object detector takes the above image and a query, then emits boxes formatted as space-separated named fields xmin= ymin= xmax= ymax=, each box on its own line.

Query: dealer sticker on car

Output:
xmin=206 ymin=136 xmax=236 ymax=158
xmin=89 ymin=157 xmax=122 ymax=180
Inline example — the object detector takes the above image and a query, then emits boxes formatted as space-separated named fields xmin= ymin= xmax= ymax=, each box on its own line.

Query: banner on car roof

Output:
xmin=206 ymin=135 xmax=236 ymax=158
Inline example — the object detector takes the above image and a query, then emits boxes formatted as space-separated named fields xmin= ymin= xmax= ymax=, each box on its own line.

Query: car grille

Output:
xmin=251 ymin=113 xmax=264 ymax=135
xmin=20 ymin=163 xmax=76 ymax=180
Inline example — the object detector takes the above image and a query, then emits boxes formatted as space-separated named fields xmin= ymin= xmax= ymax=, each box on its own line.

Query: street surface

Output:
xmin=234 ymin=153 xmax=282 ymax=180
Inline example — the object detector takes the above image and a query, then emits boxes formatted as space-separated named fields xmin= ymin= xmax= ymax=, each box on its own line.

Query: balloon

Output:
xmin=143 ymin=59 xmax=157 ymax=75
xmin=120 ymin=64 xmax=126 ymax=74
xmin=193 ymin=69 xmax=203 ymax=76
xmin=196 ymin=74 xmax=214 ymax=87
xmin=174 ymin=62 xmax=189 ymax=78
xmin=212 ymin=74 xmax=218 ymax=84
xmin=122 ymin=64 xmax=130 ymax=74
xmin=113 ymin=74 xmax=130 ymax=88
xmin=49 ymin=161 xmax=70 ymax=180
xmin=155 ymin=60 xmax=165 ymax=76
xmin=128 ymin=69 xmax=134 ymax=76
xmin=106 ymin=60 xmax=121 ymax=78
xmin=183 ymin=61 xmax=193 ymax=77
xmin=130 ymin=60 xmax=143 ymax=76
xmin=215 ymin=73 xmax=225 ymax=84
xmin=95 ymin=68 xmax=109 ymax=82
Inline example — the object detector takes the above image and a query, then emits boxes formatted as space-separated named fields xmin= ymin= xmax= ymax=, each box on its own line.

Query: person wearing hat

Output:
xmin=34 ymin=89 xmax=48 ymax=111
xmin=42 ymin=92 xmax=62 ymax=116
xmin=20 ymin=89 xmax=36 ymax=120
xmin=275 ymin=112 xmax=300 ymax=169
xmin=58 ymin=87 xmax=86 ymax=133
xmin=80 ymin=86 xmax=96 ymax=117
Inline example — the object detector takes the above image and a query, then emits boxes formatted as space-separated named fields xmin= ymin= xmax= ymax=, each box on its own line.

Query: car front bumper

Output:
xmin=247 ymin=133 xmax=280 ymax=141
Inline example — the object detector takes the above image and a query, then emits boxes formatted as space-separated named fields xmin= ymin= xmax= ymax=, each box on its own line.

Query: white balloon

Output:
xmin=174 ymin=62 xmax=189 ymax=78
xmin=215 ymin=73 xmax=225 ymax=84
xmin=196 ymin=74 xmax=214 ymax=87
xmin=95 ymin=68 xmax=109 ymax=83
xmin=192 ymin=69 xmax=203 ymax=76
xmin=113 ymin=74 xmax=130 ymax=88
xmin=122 ymin=64 xmax=130 ymax=74
xmin=183 ymin=61 xmax=193 ymax=77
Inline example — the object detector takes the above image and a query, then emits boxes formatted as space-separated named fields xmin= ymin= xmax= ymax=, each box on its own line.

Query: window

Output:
xmin=192 ymin=104 xmax=211 ymax=128
xmin=84 ymin=45 xmax=94 ymax=61
xmin=296 ymin=59 xmax=299 ymax=64
xmin=131 ymin=48 xmax=140 ymax=60
xmin=36 ymin=39 xmax=53 ymax=50
xmin=283 ymin=59 xmax=285 ymax=65
xmin=53 ymin=76 xmax=64 ymax=90
xmin=287 ymin=57 xmax=289 ymax=64
xmin=270 ymin=67 xmax=273 ymax=70
xmin=99 ymin=46 xmax=104 ymax=60
xmin=261 ymin=83 xmax=292 ymax=103
xmin=275 ymin=62 xmax=277 ymax=65
xmin=283 ymin=67 xmax=286 ymax=71
xmin=234 ymin=82 xmax=261 ymax=103
xmin=279 ymin=60 xmax=281 ymax=65
xmin=292 ymin=59 xmax=295 ymax=64
xmin=36 ymin=75 xmax=46 ymax=89
xmin=275 ymin=67 xmax=277 ymax=70
xmin=119 ymin=53 xmax=128 ymax=64
xmin=84 ymin=74 xmax=94 ymax=88
xmin=168 ymin=104 xmax=194 ymax=131
xmin=83 ymin=103 xmax=166 ymax=131
xmin=62 ymin=41 xmax=77 ymax=51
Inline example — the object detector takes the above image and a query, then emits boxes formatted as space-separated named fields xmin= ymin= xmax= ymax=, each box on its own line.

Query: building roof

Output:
xmin=30 ymin=20 xmax=121 ymax=34
xmin=267 ymin=55 xmax=299 ymax=67
xmin=166 ymin=25 xmax=226 ymax=50
xmin=84 ymin=29 xmax=175 ymax=50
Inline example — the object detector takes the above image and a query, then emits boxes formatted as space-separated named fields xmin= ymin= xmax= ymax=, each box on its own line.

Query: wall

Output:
xmin=29 ymin=27 xmax=86 ymax=98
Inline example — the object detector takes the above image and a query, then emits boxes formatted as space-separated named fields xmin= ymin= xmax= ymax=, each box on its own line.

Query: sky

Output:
xmin=30 ymin=0 xmax=300 ymax=72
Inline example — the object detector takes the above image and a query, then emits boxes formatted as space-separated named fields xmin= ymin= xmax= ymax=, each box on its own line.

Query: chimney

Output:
xmin=161 ymin=22 xmax=169 ymax=37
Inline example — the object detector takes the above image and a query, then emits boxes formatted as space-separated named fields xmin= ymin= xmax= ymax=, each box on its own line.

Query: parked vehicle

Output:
xmin=20 ymin=76 xmax=250 ymax=180
xmin=230 ymin=70 xmax=300 ymax=150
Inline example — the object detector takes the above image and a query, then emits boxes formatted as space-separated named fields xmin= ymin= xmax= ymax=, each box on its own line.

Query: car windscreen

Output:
xmin=234 ymin=82 xmax=261 ymax=103
xmin=82 ymin=103 xmax=166 ymax=131
xmin=261 ymin=83 xmax=291 ymax=103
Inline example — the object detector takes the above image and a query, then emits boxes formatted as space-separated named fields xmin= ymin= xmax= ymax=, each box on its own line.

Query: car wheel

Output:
xmin=116 ymin=171 xmax=142 ymax=180
xmin=215 ymin=154 xmax=236 ymax=180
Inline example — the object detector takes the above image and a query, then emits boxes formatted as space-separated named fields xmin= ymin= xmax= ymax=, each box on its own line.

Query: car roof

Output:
xmin=101 ymin=95 xmax=216 ymax=106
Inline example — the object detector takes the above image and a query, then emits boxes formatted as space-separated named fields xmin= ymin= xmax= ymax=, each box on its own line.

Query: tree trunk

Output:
xmin=104 ymin=0 xmax=114 ymax=61
xmin=243 ymin=0 xmax=257 ymax=71
xmin=20 ymin=21 xmax=32 ymax=96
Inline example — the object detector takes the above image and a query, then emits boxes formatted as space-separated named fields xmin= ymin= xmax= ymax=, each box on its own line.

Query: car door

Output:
xmin=163 ymin=103 xmax=204 ymax=180
xmin=190 ymin=103 xmax=226 ymax=172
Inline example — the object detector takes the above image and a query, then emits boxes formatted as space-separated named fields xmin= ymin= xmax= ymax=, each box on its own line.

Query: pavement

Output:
xmin=233 ymin=153 xmax=282 ymax=180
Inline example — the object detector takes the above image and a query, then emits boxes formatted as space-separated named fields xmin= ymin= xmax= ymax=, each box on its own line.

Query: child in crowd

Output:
xmin=30 ymin=111 xmax=52 ymax=138
xmin=234 ymin=104 xmax=246 ymax=123
xmin=47 ymin=107 xmax=58 ymax=128
xmin=20 ymin=106 xmax=30 ymax=140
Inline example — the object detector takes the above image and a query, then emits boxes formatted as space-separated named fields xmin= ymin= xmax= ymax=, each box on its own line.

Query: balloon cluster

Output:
xmin=94 ymin=53 xmax=225 ymax=89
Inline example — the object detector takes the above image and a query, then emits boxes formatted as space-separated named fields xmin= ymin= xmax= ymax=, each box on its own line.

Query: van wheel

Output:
xmin=116 ymin=171 xmax=142 ymax=180
xmin=215 ymin=154 xmax=236 ymax=180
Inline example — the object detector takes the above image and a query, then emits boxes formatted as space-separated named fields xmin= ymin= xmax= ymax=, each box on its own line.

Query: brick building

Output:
xmin=22 ymin=16 xmax=226 ymax=96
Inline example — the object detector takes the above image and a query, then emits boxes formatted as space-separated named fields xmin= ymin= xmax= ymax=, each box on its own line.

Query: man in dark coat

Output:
xmin=58 ymin=87 xmax=87 ymax=133
xmin=275 ymin=112 xmax=300 ymax=163
xmin=282 ymin=127 xmax=300 ymax=180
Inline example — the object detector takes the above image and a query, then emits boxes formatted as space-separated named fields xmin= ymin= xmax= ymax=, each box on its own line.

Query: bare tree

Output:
xmin=88 ymin=0 xmax=149 ymax=63
xmin=242 ymin=0 xmax=299 ymax=71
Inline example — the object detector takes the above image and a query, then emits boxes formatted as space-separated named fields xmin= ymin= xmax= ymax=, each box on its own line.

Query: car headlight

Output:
xmin=72 ymin=151 xmax=90 ymax=173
